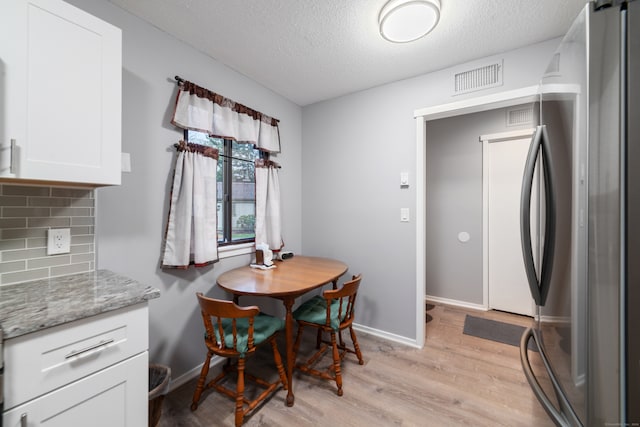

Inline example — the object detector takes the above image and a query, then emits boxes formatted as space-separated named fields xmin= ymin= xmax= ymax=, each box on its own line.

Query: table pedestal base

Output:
xmin=283 ymin=296 xmax=295 ymax=406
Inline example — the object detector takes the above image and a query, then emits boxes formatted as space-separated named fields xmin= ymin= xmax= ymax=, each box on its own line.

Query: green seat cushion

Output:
xmin=213 ymin=313 xmax=284 ymax=356
xmin=293 ymin=295 xmax=345 ymax=330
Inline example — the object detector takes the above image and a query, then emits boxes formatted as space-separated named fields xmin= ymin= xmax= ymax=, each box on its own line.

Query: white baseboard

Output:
xmin=353 ymin=323 xmax=421 ymax=349
xmin=425 ymin=295 xmax=488 ymax=312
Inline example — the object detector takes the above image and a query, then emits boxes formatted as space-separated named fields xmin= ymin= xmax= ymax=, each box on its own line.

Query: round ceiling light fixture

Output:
xmin=379 ymin=0 xmax=441 ymax=43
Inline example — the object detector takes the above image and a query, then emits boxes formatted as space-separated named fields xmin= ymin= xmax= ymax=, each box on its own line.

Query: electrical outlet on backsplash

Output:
xmin=0 ymin=185 xmax=96 ymax=286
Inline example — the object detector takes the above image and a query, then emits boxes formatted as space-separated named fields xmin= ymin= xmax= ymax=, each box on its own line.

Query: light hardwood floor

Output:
xmin=157 ymin=303 xmax=554 ymax=426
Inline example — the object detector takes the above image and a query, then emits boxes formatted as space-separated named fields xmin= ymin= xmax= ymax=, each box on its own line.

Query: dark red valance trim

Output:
xmin=174 ymin=140 xmax=219 ymax=160
xmin=179 ymin=80 xmax=279 ymax=126
xmin=255 ymin=158 xmax=281 ymax=168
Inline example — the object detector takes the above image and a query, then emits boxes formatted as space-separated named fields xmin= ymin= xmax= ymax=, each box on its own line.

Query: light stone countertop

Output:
xmin=0 ymin=269 xmax=160 ymax=339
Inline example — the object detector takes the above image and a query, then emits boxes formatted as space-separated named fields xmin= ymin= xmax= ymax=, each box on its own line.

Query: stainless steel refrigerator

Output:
xmin=519 ymin=1 xmax=639 ymax=426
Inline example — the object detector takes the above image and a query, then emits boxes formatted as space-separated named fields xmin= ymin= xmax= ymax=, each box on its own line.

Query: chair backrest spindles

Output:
xmin=196 ymin=292 xmax=260 ymax=353
xmin=247 ymin=317 xmax=255 ymax=348
xmin=216 ymin=315 xmax=225 ymax=348
xmin=322 ymin=274 xmax=361 ymax=328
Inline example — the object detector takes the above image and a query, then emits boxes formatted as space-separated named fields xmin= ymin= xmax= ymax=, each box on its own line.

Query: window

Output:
xmin=185 ymin=130 xmax=260 ymax=245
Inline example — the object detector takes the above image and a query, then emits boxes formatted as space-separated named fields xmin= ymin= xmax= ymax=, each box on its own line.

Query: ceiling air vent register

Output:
xmin=453 ymin=60 xmax=503 ymax=95
xmin=506 ymin=106 xmax=534 ymax=127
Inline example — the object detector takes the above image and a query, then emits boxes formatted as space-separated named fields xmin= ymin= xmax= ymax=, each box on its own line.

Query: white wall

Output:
xmin=66 ymin=0 xmax=303 ymax=381
xmin=301 ymin=39 xmax=561 ymax=340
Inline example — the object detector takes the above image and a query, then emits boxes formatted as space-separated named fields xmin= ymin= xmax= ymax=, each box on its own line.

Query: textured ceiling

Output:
xmin=108 ymin=0 xmax=588 ymax=106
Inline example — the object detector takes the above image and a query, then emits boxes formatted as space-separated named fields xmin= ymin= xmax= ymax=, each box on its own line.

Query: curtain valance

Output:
xmin=171 ymin=79 xmax=281 ymax=153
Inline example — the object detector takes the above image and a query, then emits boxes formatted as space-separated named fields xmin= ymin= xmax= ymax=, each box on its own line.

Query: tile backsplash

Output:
xmin=0 ymin=185 xmax=95 ymax=286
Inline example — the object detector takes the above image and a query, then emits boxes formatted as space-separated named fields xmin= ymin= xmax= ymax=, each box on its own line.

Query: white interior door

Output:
xmin=483 ymin=130 xmax=535 ymax=316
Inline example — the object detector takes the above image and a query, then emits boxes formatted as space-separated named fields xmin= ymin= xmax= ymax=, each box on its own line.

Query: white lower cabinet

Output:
xmin=2 ymin=304 xmax=150 ymax=426
xmin=3 ymin=352 xmax=147 ymax=427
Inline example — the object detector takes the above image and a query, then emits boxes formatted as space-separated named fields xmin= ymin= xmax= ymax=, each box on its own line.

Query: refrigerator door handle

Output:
xmin=520 ymin=328 xmax=566 ymax=425
xmin=520 ymin=125 xmax=556 ymax=306
xmin=520 ymin=328 xmax=583 ymax=427
xmin=539 ymin=124 xmax=557 ymax=305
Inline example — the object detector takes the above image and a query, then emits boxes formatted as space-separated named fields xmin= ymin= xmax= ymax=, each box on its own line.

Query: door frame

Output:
xmin=480 ymin=128 xmax=535 ymax=313
xmin=414 ymin=84 xmax=579 ymax=348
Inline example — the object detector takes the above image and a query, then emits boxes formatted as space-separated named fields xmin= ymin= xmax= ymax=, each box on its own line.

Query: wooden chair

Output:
xmin=191 ymin=293 xmax=288 ymax=427
xmin=292 ymin=274 xmax=364 ymax=396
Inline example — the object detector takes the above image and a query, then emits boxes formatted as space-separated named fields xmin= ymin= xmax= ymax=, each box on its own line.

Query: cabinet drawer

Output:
xmin=3 ymin=352 xmax=148 ymax=427
xmin=4 ymin=303 xmax=148 ymax=410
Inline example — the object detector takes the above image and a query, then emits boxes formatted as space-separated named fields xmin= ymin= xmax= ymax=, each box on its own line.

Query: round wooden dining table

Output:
xmin=216 ymin=255 xmax=348 ymax=406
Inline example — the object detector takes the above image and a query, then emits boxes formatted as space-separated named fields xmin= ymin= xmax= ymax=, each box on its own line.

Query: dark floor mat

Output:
xmin=463 ymin=315 xmax=538 ymax=351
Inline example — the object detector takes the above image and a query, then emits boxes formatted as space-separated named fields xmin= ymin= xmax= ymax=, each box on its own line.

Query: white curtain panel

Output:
xmin=171 ymin=81 xmax=280 ymax=153
xmin=255 ymin=163 xmax=283 ymax=252
xmin=162 ymin=150 xmax=218 ymax=268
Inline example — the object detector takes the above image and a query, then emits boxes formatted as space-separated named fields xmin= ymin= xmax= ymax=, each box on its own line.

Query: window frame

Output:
xmin=217 ymin=137 xmax=256 ymax=247
xmin=184 ymin=130 xmax=260 ymax=257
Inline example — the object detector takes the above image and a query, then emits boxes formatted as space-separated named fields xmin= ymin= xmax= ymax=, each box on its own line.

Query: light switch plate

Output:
xmin=400 ymin=208 xmax=410 ymax=222
xmin=400 ymin=172 xmax=409 ymax=187
xmin=121 ymin=152 xmax=131 ymax=173
xmin=47 ymin=228 xmax=71 ymax=255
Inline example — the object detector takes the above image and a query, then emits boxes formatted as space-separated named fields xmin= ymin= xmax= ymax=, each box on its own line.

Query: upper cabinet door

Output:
xmin=0 ymin=0 xmax=122 ymax=186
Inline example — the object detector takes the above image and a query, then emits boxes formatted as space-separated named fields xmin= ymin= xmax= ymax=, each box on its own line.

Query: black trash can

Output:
xmin=148 ymin=364 xmax=171 ymax=427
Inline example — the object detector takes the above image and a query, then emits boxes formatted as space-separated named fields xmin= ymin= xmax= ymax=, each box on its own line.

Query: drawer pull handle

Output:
xmin=21 ymin=413 xmax=27 ymax=427
xmin=65 ymin=339 xmax=114 ymax=359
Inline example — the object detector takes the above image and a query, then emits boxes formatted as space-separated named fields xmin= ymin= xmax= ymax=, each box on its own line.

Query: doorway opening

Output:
xmin=414 ymin=86 xmax=541 ymax=348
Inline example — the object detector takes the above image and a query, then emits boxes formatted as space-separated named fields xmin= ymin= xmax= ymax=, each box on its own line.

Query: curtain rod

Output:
xmin=173 ymin=141 xmax=273 ymax=164
xmin=174 ymin=75 xmax=185 ymax=85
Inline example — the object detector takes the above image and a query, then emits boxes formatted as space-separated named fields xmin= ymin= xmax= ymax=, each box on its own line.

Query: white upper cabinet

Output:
xmin=0 ymin=0 xmax=122 ymax=186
